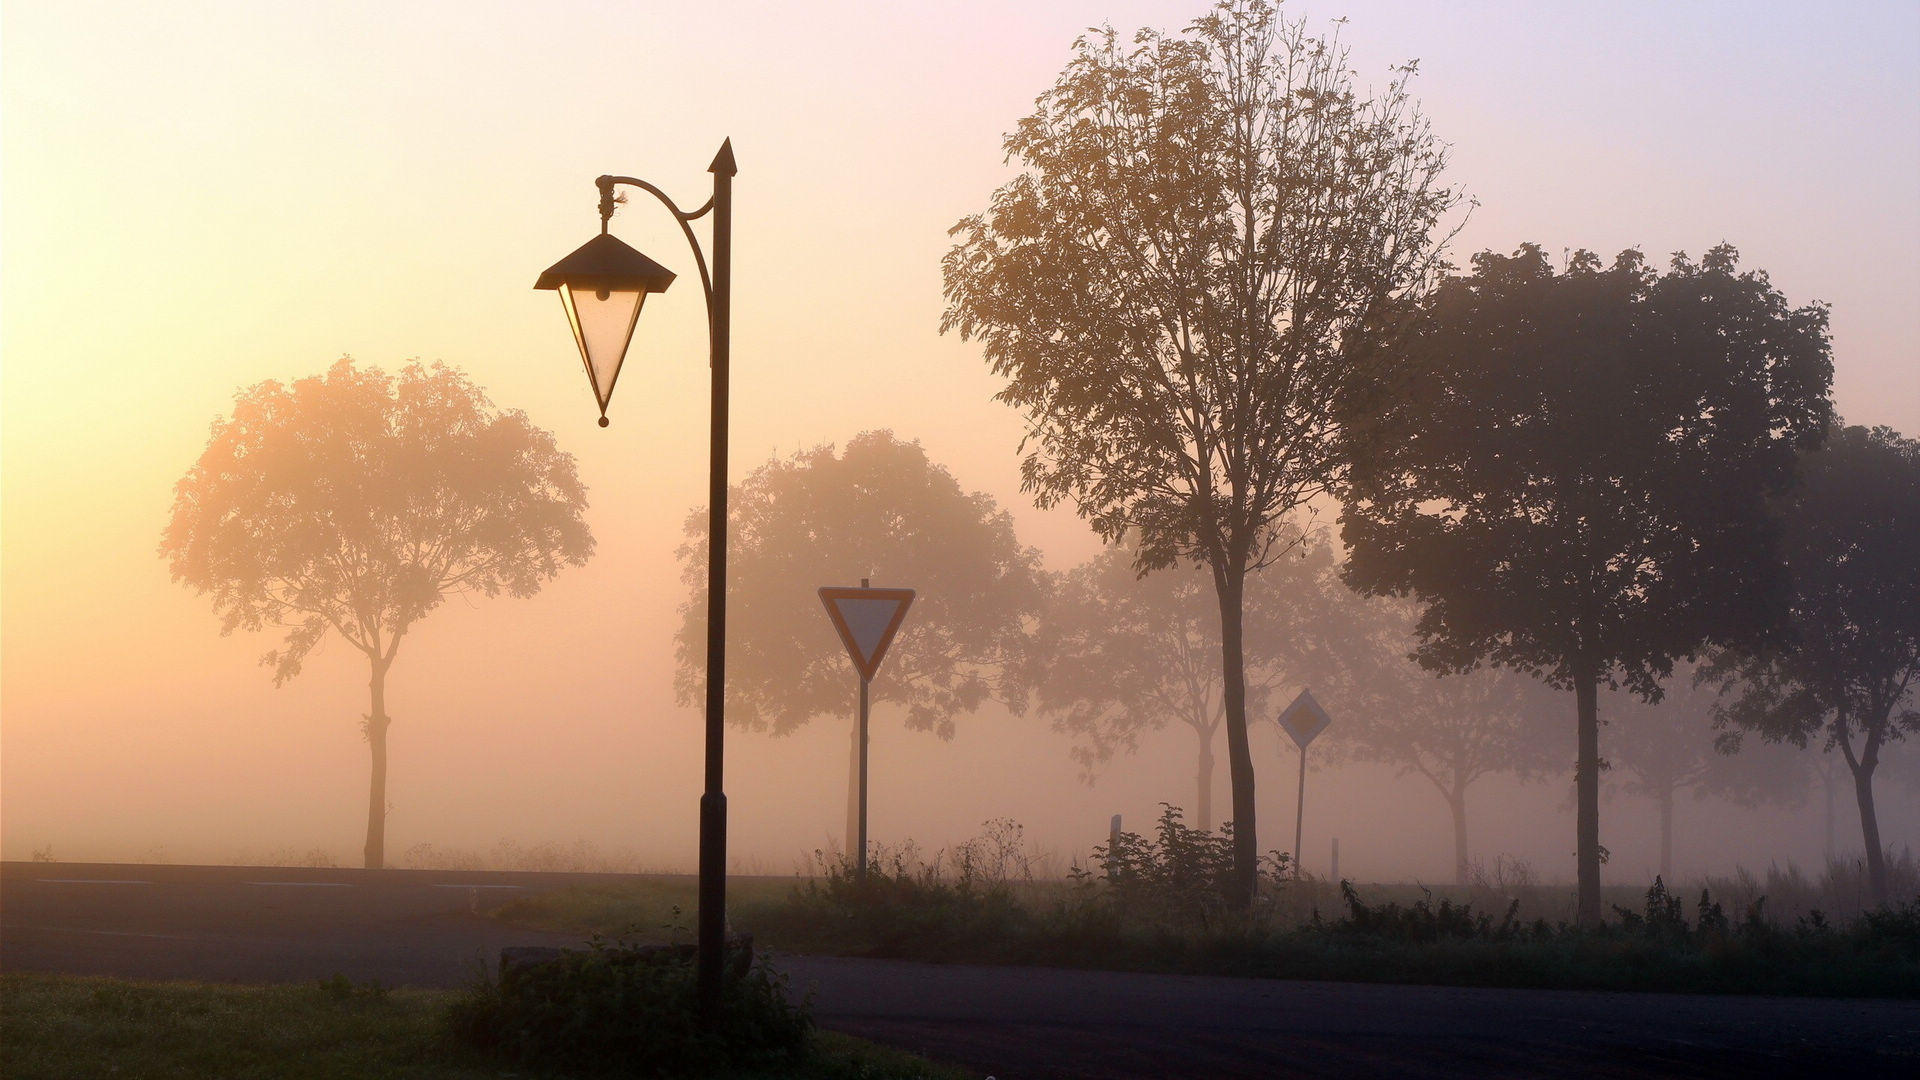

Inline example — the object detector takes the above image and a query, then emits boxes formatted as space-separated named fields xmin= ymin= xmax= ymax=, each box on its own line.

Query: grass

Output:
xmin=493 ymin=877 xmax=795 ymax=938
xmin=489 ymin=817 xmax=1920 ymax=1000
xmin=0 ymin=973 xmax=975 ymax=1080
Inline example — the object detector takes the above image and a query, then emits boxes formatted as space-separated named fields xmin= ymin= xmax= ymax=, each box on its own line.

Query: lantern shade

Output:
xmin=536 ymin=233 xmax=677 ymax=421
xmin=557 ymin=284 xmax=645 ymax=415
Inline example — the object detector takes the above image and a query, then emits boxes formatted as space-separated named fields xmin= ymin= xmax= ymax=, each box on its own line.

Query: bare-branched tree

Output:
xmin=943 ymin=0 xmax=1462 ymax=902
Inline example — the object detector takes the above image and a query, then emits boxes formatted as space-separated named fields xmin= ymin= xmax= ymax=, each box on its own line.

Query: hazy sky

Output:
xmin=4 ymin=0 xmax=1916 ymax=877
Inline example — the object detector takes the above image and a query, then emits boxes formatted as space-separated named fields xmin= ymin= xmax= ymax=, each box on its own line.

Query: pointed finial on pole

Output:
xmin=708 ymin=138 xmax=737 ymax=177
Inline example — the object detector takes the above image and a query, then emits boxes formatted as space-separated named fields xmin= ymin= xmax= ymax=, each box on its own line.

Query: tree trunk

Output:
xmin=363 ymin=657 xmax=392 ymax=870
xmin=1449 ymin=786 xmax=1470 ymax=886
xmin=1573 ymin=654 xmax=1602 ymax=927
xmin=1822 ymin=762 xmax=1835 ymax=861
xmin=1196 ymin=727 xmax=1216 ymax=832
xmin=1212 ymin=563 xmax=1257 ymax=908
xmin=1658 ymin=783 xmax=1675 ymax=884
xmin=1851 ymin=758 xmax=1887 ymax=904
xmin=846 ymin=714 xmax=861 ymax=862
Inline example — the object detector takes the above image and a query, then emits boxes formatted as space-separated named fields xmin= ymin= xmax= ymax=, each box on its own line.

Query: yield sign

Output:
xmin=1277 ymin=688 xmax=1333 ymax=751
xmin=818 ymin=585 xmax=916 ymax=683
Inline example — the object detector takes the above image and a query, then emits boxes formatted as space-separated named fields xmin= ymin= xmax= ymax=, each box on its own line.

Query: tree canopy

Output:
xmin=675 ymin=430 xmax=1043 ymax=739
xmin=1604 ymin=665 xmax=1807 ymax=882
xmin=1316 ymin=596 xmax=1561 ymax=884
xmin=1340 ymin=243 xmax=1832 ymax=922
xmin=1707 ymin=423 xmax=1919 ymax=900
xmin=1033 ymin=527 xmax=1351 ymax=829
xmin=162 ymin=358 xmax=593 ymax=867
xmin=942 ymin=0 xmax=1462 ymax=903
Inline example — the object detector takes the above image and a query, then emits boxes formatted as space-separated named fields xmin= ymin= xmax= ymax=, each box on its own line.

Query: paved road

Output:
xmin=4 ymin=862 xmax=1917 ymax=1078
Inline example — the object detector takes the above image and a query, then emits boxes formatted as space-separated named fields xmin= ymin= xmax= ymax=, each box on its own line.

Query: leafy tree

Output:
xmin=1706 ymin=424 xmax=1919 ymax=901
xmin=941 ymin=0 xmax=1462 ymax=902
xmin=1604 ymin=666 xmax=1807 ymax=882
xmin=1033 ymin=528 xmax=1350 ymax=829
xmin=162 ymin=359 xmax=594 ymax=868
xmin=675 ymin=431 xmax=1043 ymax=852
xmin=1316 ymin=596 xmax=1561 ymax=885
xmin=1340 ymin=244 xmax=1832 ymax=923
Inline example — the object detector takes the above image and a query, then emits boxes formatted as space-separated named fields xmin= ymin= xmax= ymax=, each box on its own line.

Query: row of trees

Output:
xmin=163 ymin=2 xmax=1912 ymax=905
xmin=160 ymin=362 xmax=1905 ymax=891
xmin=672 ymin=426 xmax=1889 ymax=892
xmin=933 ymin=0 xmax=1914 ymax=923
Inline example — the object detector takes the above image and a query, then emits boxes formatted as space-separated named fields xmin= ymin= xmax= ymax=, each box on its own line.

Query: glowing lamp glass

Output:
xmin=558 ymin=284 xmax=646 ymax=420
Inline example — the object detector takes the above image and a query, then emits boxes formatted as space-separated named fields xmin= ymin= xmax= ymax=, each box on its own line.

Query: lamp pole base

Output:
xmin=696 ymin=791 xmax=727 ymax=1023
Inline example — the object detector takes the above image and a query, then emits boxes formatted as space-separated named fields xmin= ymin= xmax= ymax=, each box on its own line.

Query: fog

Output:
xmin=4 ymin=0 xmax=1917 ymax=891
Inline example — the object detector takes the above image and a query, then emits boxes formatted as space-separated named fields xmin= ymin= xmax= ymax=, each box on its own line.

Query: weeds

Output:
xmin=755 ymin=838 xmax=1036 ymax=962
xmin=492 ymin=812 xmax=1920 ymax=998
xmin=1334 ymin=881 xmax=1523 ymax=944
xmin=1699 ymin=850 xmax=1919 ymax=921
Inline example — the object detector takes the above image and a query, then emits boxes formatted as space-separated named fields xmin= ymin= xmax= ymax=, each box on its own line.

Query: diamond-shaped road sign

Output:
xmin=818 ymin=586 xmax=916 ymax=682
xmin=1277 ymin=688 xmax=1333 ymax=750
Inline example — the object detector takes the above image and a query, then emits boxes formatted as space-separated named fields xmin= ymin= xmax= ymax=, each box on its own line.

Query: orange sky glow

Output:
xmin=4 ymin=0 xmax=1916 ymax=879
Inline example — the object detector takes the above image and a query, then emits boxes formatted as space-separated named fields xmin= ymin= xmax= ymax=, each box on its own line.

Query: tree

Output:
xmin=674 ymin=431 xmax=1042 ymax=852
xmin=1340 ymin=244 xmax=1832 ymax=923
xmin=1033 ymin=527 xmax=1350 ymax=830
xmin=162 ymin=359 xmax=594 ymax=868
xmin=1316 ymin=596 xmax=1561 ymax=885
xmin=941 ymin=0 xmax=1462 ymax=902
xmin=1706 ymin=424 xmax=1919 ymax=901
xmin=1604 ymin=665 xmax=1807 ymax=882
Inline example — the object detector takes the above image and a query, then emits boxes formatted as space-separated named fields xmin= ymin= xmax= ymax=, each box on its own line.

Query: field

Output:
xmin=0 ymin=973 xmax=971 ymax=1080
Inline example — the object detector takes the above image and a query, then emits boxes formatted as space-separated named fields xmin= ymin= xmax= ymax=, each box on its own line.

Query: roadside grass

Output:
xmin=0 ymin=973 xmax=973 ymax=1080
xmin=493 ymin=877 xmax=794 ymax=939
xmin=490 ymin=816 xmax=1920 ymax=999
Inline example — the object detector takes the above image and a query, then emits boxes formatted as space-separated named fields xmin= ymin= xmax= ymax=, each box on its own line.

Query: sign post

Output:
xmin=818 ymin=579 xmax=915 ymax=877
xmin=1276 ymin=688 xmax=1333 ymax=879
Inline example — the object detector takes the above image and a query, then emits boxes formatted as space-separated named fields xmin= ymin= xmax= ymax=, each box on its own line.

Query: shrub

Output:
xmin=1082 ymin=804 xmax=1292 ymax=931
xmin=445 ymin=938 xmax=810 ymax=1076
xmin=1858 ymin=898 xmax=1920 ymax=962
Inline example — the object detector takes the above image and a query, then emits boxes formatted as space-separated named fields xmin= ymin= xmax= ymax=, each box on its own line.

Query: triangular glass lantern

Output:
xmin=557 ymin=283 xmax=644 ymax=417
xmin=536 ymin=233 xmax=676 ymax=426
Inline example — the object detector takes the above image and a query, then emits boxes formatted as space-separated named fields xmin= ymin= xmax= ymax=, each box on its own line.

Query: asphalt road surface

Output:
xmin=4 ymin=862 xmax=1917 ymax=1078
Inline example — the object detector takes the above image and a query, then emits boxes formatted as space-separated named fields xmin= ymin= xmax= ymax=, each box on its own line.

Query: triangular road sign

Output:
xmin=819 ymin=585 xmax=916 ymax=683
xmin=1277 ymin=688 xmax=1333 ymax=751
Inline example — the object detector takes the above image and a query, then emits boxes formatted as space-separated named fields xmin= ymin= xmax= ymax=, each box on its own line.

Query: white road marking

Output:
xmin=432 ymin=884 xmax=524 ymax=890
xmin=242 ymin=881 xmax=352 ymax=887
xmin=35 ymin=878 xmax=152 ymax=885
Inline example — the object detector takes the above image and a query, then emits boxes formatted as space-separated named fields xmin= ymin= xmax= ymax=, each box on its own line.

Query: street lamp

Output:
xmin=535 ymin=139 xmax=735 ymax=1018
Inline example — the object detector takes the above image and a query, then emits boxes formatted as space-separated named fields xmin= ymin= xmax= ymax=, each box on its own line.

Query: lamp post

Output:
xmin=535 ymin=139 xmax=735 ymax=1019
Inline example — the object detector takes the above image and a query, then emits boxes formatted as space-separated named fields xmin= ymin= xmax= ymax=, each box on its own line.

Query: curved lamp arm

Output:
xmin=574 ymin=143 xmax=735 ymax=1024
xmin=596 ymin=174 xmax=715 ymax=316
